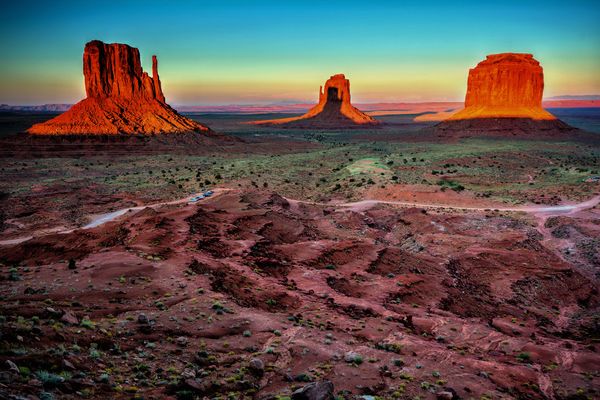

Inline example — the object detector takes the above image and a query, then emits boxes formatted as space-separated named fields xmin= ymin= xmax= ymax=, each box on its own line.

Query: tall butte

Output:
xmin=436 ymin=53 xmax=573 ymax=135
xmin=253 ymin=74 xmax=378 ymax=128
xmin=28 ymin=40 xmax=211 ymax=135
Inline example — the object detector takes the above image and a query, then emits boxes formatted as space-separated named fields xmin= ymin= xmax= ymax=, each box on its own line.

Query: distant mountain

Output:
xmin=0 ymin=104 xmax=72 ymax=112
xmin=2 ymin=97 xmax=599 ymax=115
xmin=174 ymin=103 xmax=314 ymax=113
xmin=545 ymin=95 xmax=600 ymax=100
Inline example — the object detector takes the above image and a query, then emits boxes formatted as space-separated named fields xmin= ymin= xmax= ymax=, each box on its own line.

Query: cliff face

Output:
xmin=28 ymin=40 xmax=210 ymax=135
xmin=448 ymin=53 xmax=556 ymax=120
xmin=253 ymin=74 xmax=378 ymax=128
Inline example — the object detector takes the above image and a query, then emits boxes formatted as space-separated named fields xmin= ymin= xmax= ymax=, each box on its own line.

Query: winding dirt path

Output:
xmin=0 ymin=189 xmax=231 ymax=246
xmin=1 ymin=189 xmax=598 ymax=247
xmin=290 ymin=194 xmax=600 ymax=216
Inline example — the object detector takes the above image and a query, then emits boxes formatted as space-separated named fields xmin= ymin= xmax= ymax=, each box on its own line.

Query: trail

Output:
xmin=289 ymin=194 xmax=600 ymax=215
xmin=0 ymin=189 xmax=230 ymax=246
xmin=1 ymin=189 xmax=598 ymax=247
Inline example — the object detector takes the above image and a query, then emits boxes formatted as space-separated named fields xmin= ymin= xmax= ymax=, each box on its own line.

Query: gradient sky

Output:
xmin=1 ymin=0 xmax=599 ymax=105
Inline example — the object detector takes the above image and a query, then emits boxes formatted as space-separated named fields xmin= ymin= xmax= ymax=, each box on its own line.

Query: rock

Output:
xmin=291 ymin=380 xmax=334 ymax=400
xmin=253 ymin=74 xmax=378 ymax=128
xmin=344 ymin=351 xmax=362 ymax=364
xmin=62 ymin=359 xmax=76 ymax=370
xmin=436 ymin=53 xmax=575 ymax=136
xmin=181 ymin=368 xmax=196 ymax=379
xmin=5 ymin=360 xmax=19 ymax=374
xmin=137 ymin=313 xmax=149 ymax=324
xmin=60 ymin=311 xmax=79 ymax=325
xmin=184 ymin=378 xmax=204 ymax=391
xmin=27 ymin=40 xmax=213 ymax=135
xmin=176 ymin=336 xmax=188 ymax=347
xmin=45 ymin=307 xmax=61 ymax=316
xmin=449 ymin=53 xmax=553 ymax=120
xmin=248 ymin=358 xmax=264 ymax=375
xmin=438 ymin=387 xmax=459 ymax=399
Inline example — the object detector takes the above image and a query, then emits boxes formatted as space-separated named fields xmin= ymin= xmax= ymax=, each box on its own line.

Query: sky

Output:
xmin=0 ymin=0 xmax=599 ymax=105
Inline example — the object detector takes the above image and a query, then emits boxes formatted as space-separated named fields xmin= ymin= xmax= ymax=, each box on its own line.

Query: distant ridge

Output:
xmin=2 ymin=99 xmax=599 ymax=115
xmin=546 ymin=95 xmax=600 ymax=100
xmin=0 ymin=104 xmax=72 ymax=112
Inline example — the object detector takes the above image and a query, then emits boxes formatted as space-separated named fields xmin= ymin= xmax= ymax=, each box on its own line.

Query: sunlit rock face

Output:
xmin=253 ymin=74 xmax=378 ymax=128
xmin=83 ymin=41 xmax=166 ymax=103
xmin=448 ymin=53 xmax=556 ymax=120
xmin=28 ymin=40 xmax=210 ymax=135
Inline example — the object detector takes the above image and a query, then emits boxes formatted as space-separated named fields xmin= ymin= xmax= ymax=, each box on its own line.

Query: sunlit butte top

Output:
xmin=448 ymin=53 xmax=557 ymax=121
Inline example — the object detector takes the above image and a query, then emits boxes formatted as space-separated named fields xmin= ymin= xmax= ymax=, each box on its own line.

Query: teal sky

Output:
xmin=1 ymin=0 xmax=599 ymax=105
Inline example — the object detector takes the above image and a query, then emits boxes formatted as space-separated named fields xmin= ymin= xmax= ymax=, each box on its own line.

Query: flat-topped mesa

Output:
xmin=252 ymin=74 xmax=378 ymax=128
xmin=447 ymin=53 xmax=556 ymax=120
xmin=28 ymin=40 xmax=211 ymax=135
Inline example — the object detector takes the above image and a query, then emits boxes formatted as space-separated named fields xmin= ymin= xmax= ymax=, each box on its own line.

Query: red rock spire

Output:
xmin=152 ymin=55 xmax=166 ymax=104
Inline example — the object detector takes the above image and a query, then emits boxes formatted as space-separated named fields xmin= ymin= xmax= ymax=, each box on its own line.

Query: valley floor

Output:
xmin=0 ymin=113 xmax=599 ymax=399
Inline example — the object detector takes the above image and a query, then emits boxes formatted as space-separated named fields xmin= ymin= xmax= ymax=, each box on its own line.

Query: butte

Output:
xmin=27 ymin=40 xmax=213 ymax=136
xmin=435 ymin=53 xmax=575 ymax=136
xmin=252 ymin=74 xmax=378 ymax=128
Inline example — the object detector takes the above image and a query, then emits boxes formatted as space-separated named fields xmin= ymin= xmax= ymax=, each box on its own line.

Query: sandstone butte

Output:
xmin=28 ymin=40 xmax=211 ymax=135
xmin=252 ymin=74 xmax=378 ymax=128
xmin=447 ymin=53 xmax=557 ymax=121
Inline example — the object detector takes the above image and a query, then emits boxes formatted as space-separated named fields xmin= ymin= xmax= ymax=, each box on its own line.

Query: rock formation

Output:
xmin=436 ymin=53 xmax=575 ymax=135
xmin=448 ymin=53 xmax=554 ymax=120
xmin=28 ymin=40 xmax=211 ymax=135
xmin=252 ymin=74 xmax=378 ymax=128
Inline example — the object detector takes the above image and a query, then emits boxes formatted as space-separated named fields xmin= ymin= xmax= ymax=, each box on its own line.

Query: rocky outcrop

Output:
xmin=252 ymin=74 xmax=378 ymax=128
xmin=28 ymin=40 xmax=211 ymax=135
xmin=447 ymin=53 xmax=555 ymax=120
xmin=436 ymin=53 xmax=576 ymax=136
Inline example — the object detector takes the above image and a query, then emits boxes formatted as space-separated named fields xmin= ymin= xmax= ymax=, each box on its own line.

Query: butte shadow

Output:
xmin=432 ymin=53 xmax=581 ymax=138
xmin=24 ymin=40 xmax=233 ymax=146
xmin=250 ymin=74 xmax=380 ymax=129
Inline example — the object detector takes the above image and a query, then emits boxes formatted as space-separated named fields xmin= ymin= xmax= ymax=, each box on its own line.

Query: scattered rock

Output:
xmin=181 ymin=368 xmax=196 ymax=379
xmin=5 ymin=360 xmax=19 ymax=374
xmin=291 ymin=380 xmax=334 ymax=400
xmin=248 ymin=358 xmax=264 ymax=375
xmin=60 ymin=311 xmax=79 ymax=325
xmin=137 ymin=313 xmax=149 ymax=324
xmin=176 ymin=336 xmax=188 ymax=347
xmin=62 ymin=359 xmax=75 ymax=370
xmin=344 ymin=351 xmax=362 ymax=364
xmin=437 ymin=391 xmax=455 ymax=400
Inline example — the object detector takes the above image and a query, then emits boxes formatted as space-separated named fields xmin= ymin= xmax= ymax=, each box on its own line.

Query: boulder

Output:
xmin=291 ymin=380 xmax=334 ymax=400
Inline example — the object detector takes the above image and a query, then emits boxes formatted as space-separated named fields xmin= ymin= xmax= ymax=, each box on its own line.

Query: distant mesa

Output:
xmin=27 ymin=40 xmax=212 ymax=135
xmin=252 ymin=74 xmax=379 ymax=128
xmin=436 ymin=53 xmax=575 ymax=135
